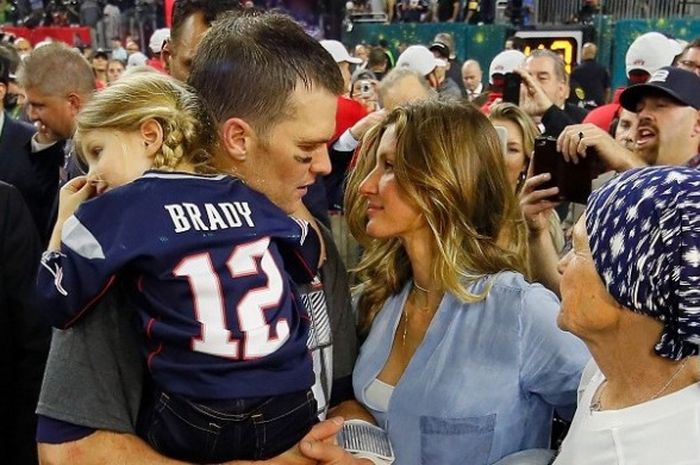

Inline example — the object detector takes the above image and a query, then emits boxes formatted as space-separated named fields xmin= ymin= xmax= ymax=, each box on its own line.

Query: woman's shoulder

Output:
xmin=486 ymin=271 xmax=559 ymax=304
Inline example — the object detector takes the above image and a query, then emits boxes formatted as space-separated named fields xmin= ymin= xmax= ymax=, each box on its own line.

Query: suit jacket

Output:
xmin=0 ymin=113 xmax=64 ymax=244
xmin=0 ymin=182 xmax=50 ymax=465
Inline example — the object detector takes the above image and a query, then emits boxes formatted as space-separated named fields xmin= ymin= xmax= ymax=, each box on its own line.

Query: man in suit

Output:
xmin=0 ymin=182 xmax=51 ymax=465
xmin=0 ymin=53 xmax=63 ymax=245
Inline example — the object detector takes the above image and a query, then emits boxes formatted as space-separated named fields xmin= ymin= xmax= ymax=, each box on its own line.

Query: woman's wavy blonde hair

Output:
xmin=74 ymin=72 xmax=217 ymax=173
xmin=345 ymin=100 xmax=530 ymax=335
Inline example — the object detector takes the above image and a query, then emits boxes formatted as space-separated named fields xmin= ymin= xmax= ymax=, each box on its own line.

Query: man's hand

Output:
xmin=557 ymin=123 xmax=645 ymax=172
xmin=515 ymin=68 xmax=553 ymax=118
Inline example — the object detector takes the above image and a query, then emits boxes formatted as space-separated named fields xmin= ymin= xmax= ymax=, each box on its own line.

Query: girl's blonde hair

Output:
xmin=75 ymin=72 xmax=217 ymax=173
xmin=344 ymin=100 xmax=530 ymax=335
xmin=488 ymin=102 xmax=540 ymax=192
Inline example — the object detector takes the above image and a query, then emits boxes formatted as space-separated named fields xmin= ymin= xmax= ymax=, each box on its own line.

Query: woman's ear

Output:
xmin=220 ymin=117 xmax=255 ymax=162
xmin=140 ymin=119 xmax=164 ymax=157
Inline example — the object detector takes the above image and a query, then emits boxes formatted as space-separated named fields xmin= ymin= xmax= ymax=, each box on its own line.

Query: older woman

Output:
xmin=344 ymin=100 xmax=589 ymax=465
xmin=555 ymin=166 xmax=700 ymax=464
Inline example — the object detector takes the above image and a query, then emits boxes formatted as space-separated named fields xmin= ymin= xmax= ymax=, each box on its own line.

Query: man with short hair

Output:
xmin=36 ymin=11 xmax=364 ymax=465
xmin=461 ymin=59 xmax=483 ymax=101
xmin=162 ymin=0 xmax=243 ymax=81
xmin=12 ymin=43 xmax=90 ymax=242
xmin=518 ymin=48 xmax=588 ymax=136
xmin=570 ymin=42 xmax=610 ymax=107
xmin=676 ymin=38 xmax=700 ymax=78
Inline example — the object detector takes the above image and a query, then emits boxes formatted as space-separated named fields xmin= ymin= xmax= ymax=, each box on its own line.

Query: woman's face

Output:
xmin=491 ymin=118 xmax=527 ymax=190
xmin=359 ymin=124 xmax=427 ymax=241
xmin=557 ymin=215 xmax=619 ymax=338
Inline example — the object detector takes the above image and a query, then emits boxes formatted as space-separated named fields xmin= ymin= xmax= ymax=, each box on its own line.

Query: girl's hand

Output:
xmin=58 ymin=176 xmax=95 ymax=222
xmin=48 ymin=177 xmax=96 ymax=251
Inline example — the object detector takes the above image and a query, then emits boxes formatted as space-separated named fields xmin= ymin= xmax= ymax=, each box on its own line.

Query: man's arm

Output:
xmin=39 ymin=419 xmax=358 ymax=465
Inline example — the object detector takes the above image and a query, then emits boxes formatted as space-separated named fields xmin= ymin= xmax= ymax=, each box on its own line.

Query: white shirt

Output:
xmin=554 ymin=366 xmax=700 ymax=465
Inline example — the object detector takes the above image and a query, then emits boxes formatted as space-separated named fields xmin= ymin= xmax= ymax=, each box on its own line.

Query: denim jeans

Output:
xmin=139 ymin=388 xmax=317 ymax=463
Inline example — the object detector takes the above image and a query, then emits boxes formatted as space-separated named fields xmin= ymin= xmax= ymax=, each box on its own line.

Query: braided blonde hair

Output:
xmin=75 ymin=72 xmax=217 ymax=173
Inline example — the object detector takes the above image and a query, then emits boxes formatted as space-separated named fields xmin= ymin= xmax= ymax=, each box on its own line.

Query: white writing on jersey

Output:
xmin=164 ymin=202 xmax=255 ymax=233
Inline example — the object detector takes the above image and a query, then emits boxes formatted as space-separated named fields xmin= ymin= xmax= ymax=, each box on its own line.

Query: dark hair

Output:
xmin=680 ymin=37 xmax=700 ymax=62
xmin=188 ymin=11 xmax=344 ymax=136
xmin=171 ymin=0 xmax=243 ymax=41
xmin=367 ymin=46 xmax=388 ymax=68
xmin=0 ymin=44 xmax=19 ymax=77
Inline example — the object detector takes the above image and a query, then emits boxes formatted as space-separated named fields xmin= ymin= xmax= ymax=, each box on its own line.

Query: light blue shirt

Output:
xmin=353 ymin=271 xmax=590 ymax=465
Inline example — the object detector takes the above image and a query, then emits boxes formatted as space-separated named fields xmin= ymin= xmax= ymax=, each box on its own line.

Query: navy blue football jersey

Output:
xmin=37 ymin=171 xmax=318 ymax=399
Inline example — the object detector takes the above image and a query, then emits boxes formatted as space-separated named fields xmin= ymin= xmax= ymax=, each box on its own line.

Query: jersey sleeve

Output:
xmin=274 ymin=217 xmax=321 ymax=284
xmin=36 ymin=194 xmax=138 ymax=329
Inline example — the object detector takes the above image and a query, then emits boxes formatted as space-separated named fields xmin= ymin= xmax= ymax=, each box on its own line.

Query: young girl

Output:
xmin=36 ymin=72 xmax=319 ymax=463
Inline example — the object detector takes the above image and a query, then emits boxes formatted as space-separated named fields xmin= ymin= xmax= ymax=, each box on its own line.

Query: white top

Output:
xmin=554 ymin=366 xmax=700 ymax=465
xmin=364 ymin=378 xmax=394 ymax=413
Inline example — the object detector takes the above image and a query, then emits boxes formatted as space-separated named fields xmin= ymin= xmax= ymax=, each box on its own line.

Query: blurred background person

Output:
xmin=462 ymin=59 xmax=484 ymax=102
xmin=106 ymin=58 xmax=125 ymax=83
xmin=571 ymin=42 xmax=611 ymax=108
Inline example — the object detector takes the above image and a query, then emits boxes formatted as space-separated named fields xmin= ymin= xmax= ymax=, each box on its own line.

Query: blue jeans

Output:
xmin=139 ymin=388 xmax=317 ymax=463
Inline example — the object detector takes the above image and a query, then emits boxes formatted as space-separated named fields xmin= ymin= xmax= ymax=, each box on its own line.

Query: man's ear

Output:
xmin=692 ymin=109 xmax=700 ymax=139
xmin=221 ymin=117 xmax=255 ymax=162
xmin=161 ymin=39 xmax=171 ymax=73
xmin=67 ymin=92 xmax=83 ymax=114
xmin=140 ymin=119 xmax=164 ymax=157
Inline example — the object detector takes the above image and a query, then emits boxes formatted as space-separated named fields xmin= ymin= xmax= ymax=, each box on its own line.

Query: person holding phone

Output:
xmin=517 ymin=49 xmax=588 ymax=136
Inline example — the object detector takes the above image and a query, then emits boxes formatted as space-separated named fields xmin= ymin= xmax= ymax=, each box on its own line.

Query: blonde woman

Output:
xmin=489 ymin=102 xmax=565 ymax=255
xmin=344 ymin=100 xmax=589 ymax=465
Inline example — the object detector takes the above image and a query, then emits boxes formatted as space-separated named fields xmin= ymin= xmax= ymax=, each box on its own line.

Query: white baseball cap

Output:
xmin=396 ymin=45 xmax=447 ymax=76
xmin=320 ymin=40 xmax=362 ymax=64
xmin=488 ymin=49 xmax=525 ymax=84
xmin=149 ymin=28 xmax=170 ymax=54
xmin=127 ymin=51 xmax=148 ymax=68
xmin=625 ymin=32 xmax=683 ymax=77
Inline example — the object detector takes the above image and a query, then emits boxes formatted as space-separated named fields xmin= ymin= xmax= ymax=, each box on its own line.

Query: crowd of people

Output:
xmin=2 ymin=1 xmax=700 ymax=465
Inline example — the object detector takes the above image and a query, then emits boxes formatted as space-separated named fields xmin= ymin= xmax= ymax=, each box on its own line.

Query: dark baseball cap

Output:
xmin=93 ymin=48 xmax=109 ymax=60
xmin=429 ymin=42 xmax=450 ymax=60
xmin=620 ymin=66 xmax=700 ymax=111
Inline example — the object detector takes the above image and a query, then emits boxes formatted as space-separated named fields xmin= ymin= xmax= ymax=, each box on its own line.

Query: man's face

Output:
xmin=635 ymin=93 xmax=700 ymax=165
xmin=525 ymin=56 xmax=567 ymax=106
xmin=238 ymin=85 xmax=336 ymax=214
xmin=461 ymin=62 xmax=482 ymax=92
xmin=24 ymin=86 xmax=78 ymax=140
xmin=166 ymin=11 xmax=210 ymax=82
xmin=614 ymin=108 xmax=638 ymax=152
xmin=677 ymin=47 xmax=700 ymax=78
xmin=92 ymin=56 xmax=108 ymax=72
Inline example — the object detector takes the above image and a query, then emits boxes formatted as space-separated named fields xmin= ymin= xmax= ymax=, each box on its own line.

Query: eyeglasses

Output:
xmin=678 ymin=60 xmax=700 ymax=74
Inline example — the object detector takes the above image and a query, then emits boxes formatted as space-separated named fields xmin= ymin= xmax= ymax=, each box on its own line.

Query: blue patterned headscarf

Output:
xmin=586 ymin=166 xmax=700 ymax=360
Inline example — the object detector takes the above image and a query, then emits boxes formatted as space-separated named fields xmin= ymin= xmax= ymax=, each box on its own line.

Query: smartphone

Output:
xmin=531 ymin=136 xmax=592 ymax=204
xmin=502 ymin=72 xmax=521 ymax=105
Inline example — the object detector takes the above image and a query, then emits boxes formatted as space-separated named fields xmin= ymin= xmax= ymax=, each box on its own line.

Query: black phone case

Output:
xmin=502 ymin=72 xmax=521 ymax=105
xmin=532 ymin=136 xmax=592 ymax=204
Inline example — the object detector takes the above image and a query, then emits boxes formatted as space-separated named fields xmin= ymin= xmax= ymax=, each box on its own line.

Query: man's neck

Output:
xmin=657 ymin=141 xmax=698 ymax=167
